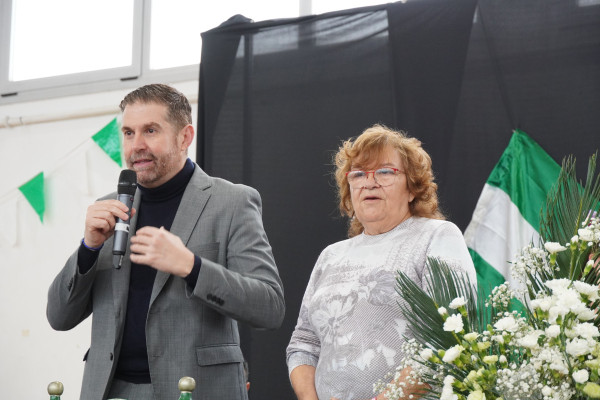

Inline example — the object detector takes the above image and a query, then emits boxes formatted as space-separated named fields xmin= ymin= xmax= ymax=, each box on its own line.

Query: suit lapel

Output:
xmin=149 ymin=165 xmax=213 ymax=306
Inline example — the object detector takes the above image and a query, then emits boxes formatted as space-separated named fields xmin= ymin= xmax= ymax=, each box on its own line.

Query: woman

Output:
xmin=286 ymin=124 xmax=476 ymax=400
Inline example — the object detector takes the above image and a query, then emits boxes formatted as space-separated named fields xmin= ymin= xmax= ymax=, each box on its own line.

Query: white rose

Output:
xmin=550 ymin=359 xmax=569 ymax=374
xmin=560 ymin=289 xmax=586 ymax=311
xmin=565 ymin=328 xmax=578 ymax=339
xmin=579 ymin=228 xmax=594 ymax=242
xmin=577 ymin=308 xmax=596 ymax=321
xmin=573 ymin=369 xmax=590 ymax=383
xmin=545 ymin=324 xmax=561 ymax=338
xmin=542 ymin=386 xmax=553 ymax=396
xmin=440 ymin=376 xmax=457 ymax=400
xmin=482 ymin=355 xmax=498 ymax=364
xmin=574 ymin=281 xmax=600 ymax=301
xmin=491 ymin=335 xmax=504 ymax=344
xmin=517 ymin=331 xmax=542 ymax=349
xmin=449 ymin=297 xmax=467 ymax=309
xmin=443 ymin=314 xmax=464 ymax=333
xmin=545 ymin=279 xmax=571 ymax=294
xmin=575 ymin=323 xmax=600 ymax=339
xmin=494 ymin=316 xmax=519 ymax=333
xmin=566 ymin=338 xmax=592 ymax=357
xmin=438 ymin=307 xmax=448 ymax=316
xmin=440 ymin=388 xmax=458 ymax=400
xmin=420 ymin=348 xmax=433 ymax=361
xmin=467 ymin=390 xmax=486 ymax=400
xmin=548 ymin=304 xmax=569 ymax=324
xmin=544 ymin=242 xmax=567 ymax=254
xmin=442 ymin=345 xmax=464 ymax=363
xmin=571 ymin=235 xmax=579 ymax=243
xmin=464 ymin=332 xmax=479 ymax=342
xmin=531 ymin=296 xmax=553 ymax=311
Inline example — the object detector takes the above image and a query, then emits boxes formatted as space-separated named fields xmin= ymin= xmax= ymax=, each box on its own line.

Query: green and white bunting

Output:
xmin=0 ymin=117 xmax=122 ymax=237
xmin=92 ymin=117 xmax=122 ymax=167
xmin=464 ymin=129 xmax=561 ymax=299
xmin=18 ymin=172 xmax=45 ymax=223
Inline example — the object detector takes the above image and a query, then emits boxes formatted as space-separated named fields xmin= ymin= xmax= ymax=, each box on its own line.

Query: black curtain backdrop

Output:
xmin=196 ymin=1 xmax=600 ymax=398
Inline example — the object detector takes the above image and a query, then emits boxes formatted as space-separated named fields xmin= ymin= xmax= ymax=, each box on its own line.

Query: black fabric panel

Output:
xmin=197 ymin=15 xmax=251 ymax=169
xmin=196 ymin=0 xmax=600 ymax=398
xmin=197 ymin=1 xmax=477 ymax=398
xmin=387 ymin=0 xmax=477 ymax=185
xmin=444 ymin=0 xmax=600 ymax=229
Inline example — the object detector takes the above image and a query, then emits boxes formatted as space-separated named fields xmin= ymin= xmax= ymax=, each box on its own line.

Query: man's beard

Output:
xmin=127 ymin=148 xmax=179 ymax=186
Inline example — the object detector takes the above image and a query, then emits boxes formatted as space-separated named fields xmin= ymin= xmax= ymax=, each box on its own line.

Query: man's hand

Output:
xmin=129 ymin=226 xmax=194 ymax=277
xmin=83 ymin=199 xmax=134 ymax=248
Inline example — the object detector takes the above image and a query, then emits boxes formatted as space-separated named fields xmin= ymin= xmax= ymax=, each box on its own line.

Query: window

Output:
xmin=8 ymin=0 xmax=137 ymax=81
xmin=0 ymin=0 xmax=142 ymax=101
xmin=0 ymin=0 xmax=390 ymax=103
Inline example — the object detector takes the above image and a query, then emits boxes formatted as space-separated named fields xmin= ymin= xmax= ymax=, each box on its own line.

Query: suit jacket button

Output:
xmin=218 ymin=299 xmax=224 ymax=306
xmin=207 ymin=294 xmax=212 ymax=301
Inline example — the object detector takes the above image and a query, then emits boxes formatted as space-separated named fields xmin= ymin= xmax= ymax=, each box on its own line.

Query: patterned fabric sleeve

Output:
xmin=286 ymin=247 xmax=330 ymax=376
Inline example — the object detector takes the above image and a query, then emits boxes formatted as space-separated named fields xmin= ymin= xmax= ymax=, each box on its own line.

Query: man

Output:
xmin=47 ymin=84 xmax=285 ymax=400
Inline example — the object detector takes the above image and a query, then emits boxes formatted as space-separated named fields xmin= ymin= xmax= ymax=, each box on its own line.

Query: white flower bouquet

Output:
xmin=376 ymin=155 xmax=600 ymax=400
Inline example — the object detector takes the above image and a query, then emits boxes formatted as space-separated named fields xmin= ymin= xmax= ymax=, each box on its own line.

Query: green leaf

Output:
xmin=540 ymin=153 xmax=600 ymax=282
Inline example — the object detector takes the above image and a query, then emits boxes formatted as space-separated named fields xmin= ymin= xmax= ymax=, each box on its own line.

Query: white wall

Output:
xmin=0 ymin=80 xmax=198 ymax=399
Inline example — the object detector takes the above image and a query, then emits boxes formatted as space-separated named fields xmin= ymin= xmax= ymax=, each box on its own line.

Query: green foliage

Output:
xmin=392 ymin=153 xmax=600 ymax=400
xmin=540 ymin=153 xmax=600 ymax=281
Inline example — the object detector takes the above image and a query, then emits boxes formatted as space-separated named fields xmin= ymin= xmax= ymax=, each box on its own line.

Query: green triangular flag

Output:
xmin=92 ymin=117 xmax=122 ymax=167
xmin=19 ymin=172 xmax=45 ymax=223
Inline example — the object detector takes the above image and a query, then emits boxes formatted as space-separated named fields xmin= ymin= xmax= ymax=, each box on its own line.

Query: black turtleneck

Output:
xmin=77 ymin=158 xmax=202 ymax=383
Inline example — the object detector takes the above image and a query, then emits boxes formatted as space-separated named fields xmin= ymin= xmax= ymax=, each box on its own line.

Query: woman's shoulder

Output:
xmin=320 ymin=235 xmax=356 ymax=254
xmin=411 ymin=216 xmax=460 ymax=232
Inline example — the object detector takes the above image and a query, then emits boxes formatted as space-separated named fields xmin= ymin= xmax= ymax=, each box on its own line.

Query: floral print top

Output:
xmin=286 ymin=216 xmax=476 ymax=400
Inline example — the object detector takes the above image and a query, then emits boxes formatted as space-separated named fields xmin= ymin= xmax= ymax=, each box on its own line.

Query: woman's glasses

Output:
xmin=346 ymin=167 xmax=404 ymax=188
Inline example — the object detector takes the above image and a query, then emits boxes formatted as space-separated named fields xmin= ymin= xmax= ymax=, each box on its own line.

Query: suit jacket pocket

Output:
xmin=196 ymin=344 xmax=244 ymax=366
xmin=190 ymin=242 xmax=220 ymax=263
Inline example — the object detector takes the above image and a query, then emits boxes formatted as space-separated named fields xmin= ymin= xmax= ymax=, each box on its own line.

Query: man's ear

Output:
xmin=180 ymin=124 xmax=195 ymax=150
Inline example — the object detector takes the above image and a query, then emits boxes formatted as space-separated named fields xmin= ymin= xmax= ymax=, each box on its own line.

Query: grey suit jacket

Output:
xmin=47 ymin=165 xmax=285 ymax=400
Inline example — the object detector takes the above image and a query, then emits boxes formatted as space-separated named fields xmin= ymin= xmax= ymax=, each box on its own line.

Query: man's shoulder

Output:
xmin=195 ymin=171 xmax=259 ymax=198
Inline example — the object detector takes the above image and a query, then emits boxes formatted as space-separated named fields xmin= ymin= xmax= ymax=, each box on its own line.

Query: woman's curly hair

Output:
xmin=334 ymin=124 xmax=444 ymax=237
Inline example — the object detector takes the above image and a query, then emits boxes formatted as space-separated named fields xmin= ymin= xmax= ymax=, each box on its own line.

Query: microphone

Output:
xmin=113 ymin=169 xmax=137 ymax=269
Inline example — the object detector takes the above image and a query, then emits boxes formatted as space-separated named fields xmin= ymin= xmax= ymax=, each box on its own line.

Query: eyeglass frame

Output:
xmin=345 ymin=167 xmax=405 ymax=188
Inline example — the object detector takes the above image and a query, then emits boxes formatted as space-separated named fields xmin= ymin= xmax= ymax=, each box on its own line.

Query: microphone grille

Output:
xmin=117 ymin=169 xmax=137 ymax=195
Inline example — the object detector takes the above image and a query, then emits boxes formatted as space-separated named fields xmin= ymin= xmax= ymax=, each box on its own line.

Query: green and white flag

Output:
xmin=464 ymin=129 xmax=561 ymax=298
